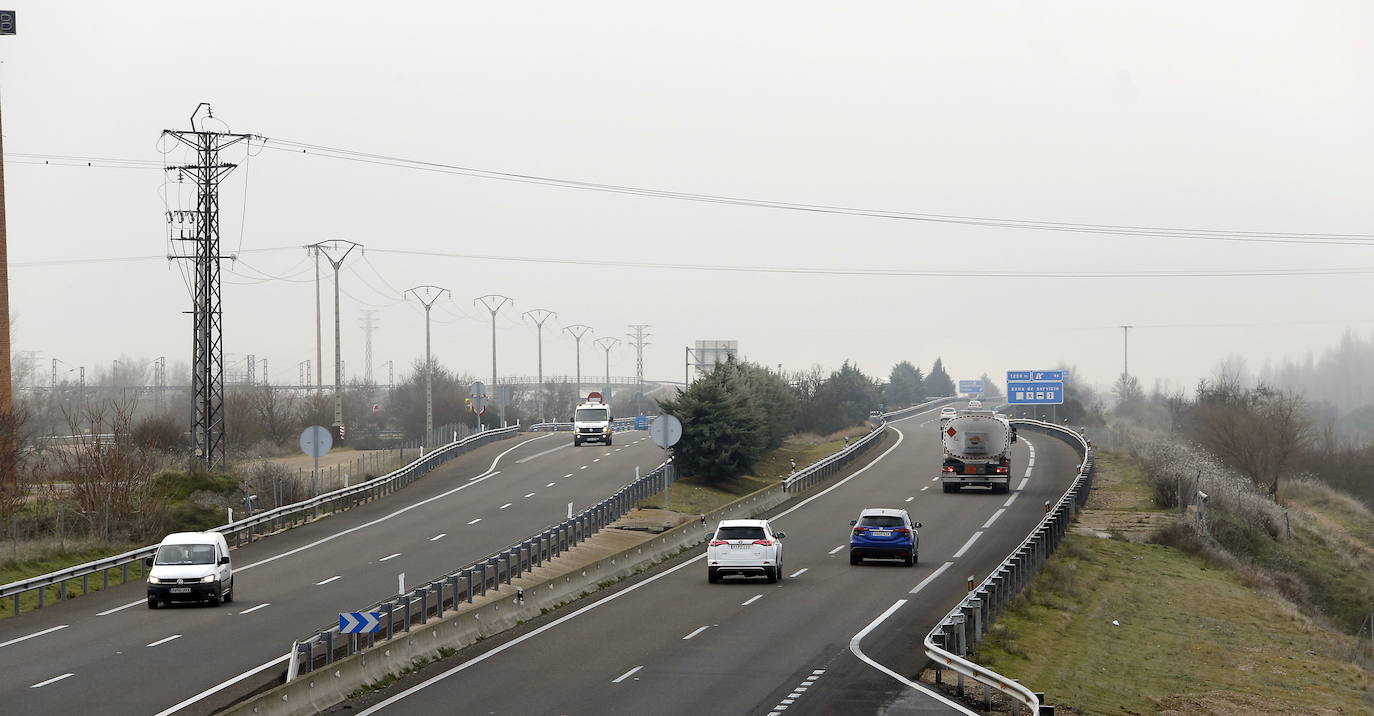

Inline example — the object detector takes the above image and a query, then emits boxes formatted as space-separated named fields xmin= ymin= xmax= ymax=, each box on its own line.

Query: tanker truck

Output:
xmin=940 ymin=409 xmax=1016 ymax=494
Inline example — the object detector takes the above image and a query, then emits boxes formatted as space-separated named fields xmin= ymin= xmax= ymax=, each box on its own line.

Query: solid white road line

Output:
xmin=741 ymin=594 xmax=764 ymax=606
xmin=316 ymin=576 xmax=342 ymax=585
xmin=828 ymin=545 xmax=845 ymax=555
xmin=379 ymin=553 xmax=401 ymax=562
xmin=848 ymin=600 xmax=978 ymax=715
xmin=1017 ymin=478 xmax=1030 ymax=491
xmin=0 ymin=624 xmax=69 ymax=649
xmin=1003 ymin=493 xmax=1019 ymax=508
xmin=789 ymin=568 xmax=808 ymax=578
xmin=910 ymin=562 xmax=954 ymax=594
xmin=982 ymin=509 xmax=1006 ymax=529
xmin=905 ymin=496 xmax=914 ymax=502
xmin=30 ymin=673 xmax=75 ymax=688
xmin=150 ymin=653 xmax=290 ymax=716
xmin=611 ymin=665 xmax=643 ymax=683
xmin=513 ymin=441 xmax=572 ymax=464
xmin=681 ymin=626 xmax=710 ymax=640
xmin=467 ymin=518 xmax=482 ymax=525
xmin=952 ymin=531 xmax=983 ymax=559
xmin=430 ymin=533 xmax=447 ymax=541
xmin=499 ymin=503 xmax=512 ymax=510
xmin=524 ymin=493 xmax=535 ymax=498
xmin=146 ymin=634 xmax=182 ymax=647
xmin=238 ymin=603 xmax=270 ymax=615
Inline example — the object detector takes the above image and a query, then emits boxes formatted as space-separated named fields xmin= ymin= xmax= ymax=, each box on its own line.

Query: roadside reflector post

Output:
xmin=967 ymin=575 xmax=975 ymax=592
xmin=1044 ymin=500 xmax=1052 ymax=513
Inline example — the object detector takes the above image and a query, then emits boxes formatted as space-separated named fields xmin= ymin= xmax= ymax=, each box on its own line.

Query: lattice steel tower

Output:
xmin=164 ymin=103 xmax=250 ymax=469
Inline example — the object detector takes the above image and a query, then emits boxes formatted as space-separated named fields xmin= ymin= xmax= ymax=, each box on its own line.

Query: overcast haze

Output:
xmin=3 ymin=1 xmax=1372 ymax=397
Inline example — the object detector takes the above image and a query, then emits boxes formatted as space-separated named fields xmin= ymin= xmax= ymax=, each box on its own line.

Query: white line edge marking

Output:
xmin=513 ymin=440 xmax=572 ymax=464
xmin=910 ymin=561 xmax=954 ymax=594
xmin=316 ymin=576 xmax=342 ymax=585
xmin=682 ymin=625 xmax=710 ymax=640
xmin=146 ymin=634 xmax=182 ymax=647
xmin=828 ymin=545 xmax=845 ymax=555
xmin=0 ymin=624 xmax=69 ymax=649
xmin=238 ymin=603 xmax=270 ymax=615
xmin=499 ymin=503 xmax=512 ymax=510
xmin=467 ymin=518 xmax=482 ymax=525
xmin=30 ymin=673 xmax=75 ymax=688
xmin=849 ymin=599 xmax=979 ymax=715
xmin=982 ymin=509 xmax=1006 ymax=529
xmin=1017 ymin=478 xmax=1030 ymax=491
xmin=1003 ymin=493 xmax=1019 ymax=508
xmin=430 ymin=533 xmax=446 ymax=541
xmin=611 ymin=665 xmax=643 ymax=683
xmin=741 ymin=594 xmax=764 ymax=606
xmin=348 ymin=405 xmax=944 ymax=716
xmin=231 ymin=436 xmax=542 ymax=573
xmin=150 ymin=653 xmax=290 ymax=716
xmin=952 ymin=531 xmax=983 ymax=560
xmin=789 ymin=568 xmax=808 ymax=578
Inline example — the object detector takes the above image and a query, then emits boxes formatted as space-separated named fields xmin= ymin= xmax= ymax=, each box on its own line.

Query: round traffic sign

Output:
xmin=649 ymin=414 xmax=682 ymax=448
xmin=299 ymin=425 xmax=333 ymax=458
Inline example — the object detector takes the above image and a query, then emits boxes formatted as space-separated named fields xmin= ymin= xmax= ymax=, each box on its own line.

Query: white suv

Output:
xmin=707 ymin=519 xmax=785 ymax=583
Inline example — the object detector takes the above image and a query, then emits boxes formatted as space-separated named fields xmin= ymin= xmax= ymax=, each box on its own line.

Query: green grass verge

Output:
xmin=0 ymin=541 xmax=146 ymax=616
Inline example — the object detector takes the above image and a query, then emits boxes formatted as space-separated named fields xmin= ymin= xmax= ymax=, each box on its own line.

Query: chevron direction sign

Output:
xmin=339 ymin=611 xmax=382 ymax=633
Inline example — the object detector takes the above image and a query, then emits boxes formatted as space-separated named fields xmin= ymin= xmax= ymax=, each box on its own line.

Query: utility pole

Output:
xmin=0 ymin=12 xmax=15 ymax=486
xmin=404 ymin=285 xmax=450 ymax=437
xmin=306 ymin=240 xmax=363 ymax=442
xmin=360 ymin=309 xmax=379 ymax=385
xmin=474 ymin=295 xmax=514 ymax=401
xmin=627 ymin=324 xmax=651 ymax=413
xmin=564 ymin=324 xmax=593 ymax=399
xmin=154 ymin=356 xmax=167 ymax=413
xmin=246 ymin=354 xmax=256 ymax=386
xmin=522 ymin=309 xmax=557 ymax=421
xmin=594 ymin=337 xmax=620 ymax=392
xmin=313 ymin=247 xmax=322 ymax=395
xmin=260 ymin=358 xmax=267 ymax=386
xmin=164 ymin=103 xmax=251 ymax=469
xmin=383 ymin=360 xmax=394 ymax=389
xmin=1120 ymin=325 xmax=1133 ymax=377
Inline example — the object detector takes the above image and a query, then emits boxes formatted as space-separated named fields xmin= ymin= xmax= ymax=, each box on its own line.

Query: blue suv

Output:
xmin=850 ymin=508 xmax=920 ymax=566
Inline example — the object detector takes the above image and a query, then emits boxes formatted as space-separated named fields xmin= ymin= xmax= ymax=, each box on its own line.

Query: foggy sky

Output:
xmin=3 ymin=1 xmax=1372 ymax=399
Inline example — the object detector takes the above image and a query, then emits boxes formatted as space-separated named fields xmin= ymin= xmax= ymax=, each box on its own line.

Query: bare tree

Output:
xmin=1194 ymin=384 xmax=1311 ymax=497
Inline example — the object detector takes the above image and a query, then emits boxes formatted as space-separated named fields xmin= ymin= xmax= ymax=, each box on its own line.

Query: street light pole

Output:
xmin=306 ymin=240 xmax=363 ymax=441
xmin=405 ymin=285 xmax=450 ymax=437
xmin=563 ymin=324 xmax=593 ymax=399
xmin=522 ymin=309 xmax=557 ymax=421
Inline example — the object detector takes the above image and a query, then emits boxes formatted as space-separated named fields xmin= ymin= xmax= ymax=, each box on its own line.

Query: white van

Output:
xmin=573 ymin=394 xmax=613 ymax=447
xmin=145 ymin=532 xmax=234 ymax=608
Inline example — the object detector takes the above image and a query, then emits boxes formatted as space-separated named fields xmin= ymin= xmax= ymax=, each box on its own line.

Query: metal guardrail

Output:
xmin=781 ymin=397 xmax=954 ymax=493
xmin=0 ymin=426 xmax=522 ymax=618
xmin=922 ymin=419 xmax=1094 ymax=715
xmin=525 ymin=417 xmax=643 ymax=433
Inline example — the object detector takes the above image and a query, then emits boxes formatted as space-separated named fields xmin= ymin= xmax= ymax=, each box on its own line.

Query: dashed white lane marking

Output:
xmin=604 ymin=452 xmax=612 ymax=456
xmin=741 ymin=594 xmax=764 ymax=606
xmin=952 ymin=531 xmax=983 ymax=559
xmin=379 ymin=553 xmax=402 ymax=562
xmin=921 ymin=486 xmax=930 ymax=491
xmin=1017 ymin=478 xmax=1030 ymax=491
xmin=681 ymin=625 xmax=711 ymax=640
xmin=564 ymin=473 xmax=573 ymax=478
xmin=789 ymin=568 xmax=808 ymax=578
xmin=0 ymin=624 xmax=68 ymax=649
xmin=911 ymin=562 xmax=954 ymax=594
xmin=593 ymin=458 xmax=601 ymax=463
xmin=467 ymin=518 xmax=482 ymax=525
xmin=614 ymin=448 xmax=622 ymax=452
xmin=611 ymin=665 xmax=643 ymax=683
xmin=546 ymin=483 xmax=556 ymax=488
xmin=97 ymin=601 xmax=144 ymax=616
xmin=524 ymin=493 xmax=535 ymax=498
xmin=430 ymin=533 xmax=447 ymax=541
xmin=580 ymin=465 xmax=589 ymax=470
xmin=514 ymin=442 xmax=574 ymax=464
xmin=238 ymin=603 xmax=270 ymax=615
xmin=316 ymin=576 xmax=342 ymax=585
xmin=30 ymin=673 xmax=74 ymax=688
xmin=499 ymin=503 xmax=512 ymax=510
xmin=982 ymin=509 xmax=1006 ymax=529
xmin=147 ymin=634 xmax=182 ymax=647
xmin=767 ymin=670 xmax=826 ymax=714
xmin=828 ymin=545 xmax=845 ymax=555
xmin=930 ymin=476 xmax=940 ymax=482
xmin=1003 ymin=493 xmax=1019 ymax=507
xmin=904 ymin=496 xmax=914 ymax=502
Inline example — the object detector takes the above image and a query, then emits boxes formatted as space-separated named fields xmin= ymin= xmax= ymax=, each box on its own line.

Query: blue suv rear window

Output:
xmin=859 ymin=516 xmax=905 ymax=528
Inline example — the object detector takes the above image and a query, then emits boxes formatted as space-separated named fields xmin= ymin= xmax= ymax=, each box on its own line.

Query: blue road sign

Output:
xmin=635 ymin=413 xmax=649 ymax=430
xmin=339 ymin=611 xmax=382 ymax=634
xmin=958 ymin=379 xmax=984 ymax=395
xmin=1007 ymin=371 xmax=1032 ymax=381
xmin=1007 ymin=381 xmax=1064 ymax=405
xmin=1032 ymin=370 xmax=1065 ymax=381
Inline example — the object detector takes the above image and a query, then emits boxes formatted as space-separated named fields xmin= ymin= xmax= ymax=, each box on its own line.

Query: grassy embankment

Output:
xmin=970 ymin=452 xmax=1373 ymax=715
xmin=639 ymin=424 xmax=875 ymax=516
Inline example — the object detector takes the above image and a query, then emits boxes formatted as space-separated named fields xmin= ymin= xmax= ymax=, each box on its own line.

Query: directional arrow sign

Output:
xmin=339 ymin=611 xmax=382 ymax=634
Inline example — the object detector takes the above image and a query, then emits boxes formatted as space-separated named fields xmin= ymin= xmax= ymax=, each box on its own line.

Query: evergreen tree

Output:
xmin=657 ymin=363 xmax=766 ymax=483
xmin=925 ymin=358 xmax=956 ymax=397
xmin=804 ymin=362 xmax=881 ymax=434
xmin=886 ymin=361 xmax=924 ymax=407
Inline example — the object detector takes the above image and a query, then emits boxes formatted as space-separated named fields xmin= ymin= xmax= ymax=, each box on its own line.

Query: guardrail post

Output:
xmin=403 ymin=594 xmax=412 ymax=632
xmin=504 ymin=551 xmax=513 ymax=585
xmin=322 ymin=631 xmax=334 ymax=665
xmin=488 ymin=558 xmax=499 ymax=592
xmin=299 ymin=639 xmax=314 ymax=675
xmin=953 ymin=614 xmax=967 ymax=695
xmin=971 ymin=594 xmax=986 ymax=640
xmin=417 ymin=587 xmax=428 ymax=623
xmin=464 ymin=569 xmax=474 ymax=603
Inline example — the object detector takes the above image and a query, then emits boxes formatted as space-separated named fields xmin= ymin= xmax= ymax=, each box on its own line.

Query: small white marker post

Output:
xmin=227 ymin=507 xmax=233 ymax=524
xmin=398 ymin=573 xmax=405 ymax=594
xmin=567 ymin=502 xmax=573 ymax=519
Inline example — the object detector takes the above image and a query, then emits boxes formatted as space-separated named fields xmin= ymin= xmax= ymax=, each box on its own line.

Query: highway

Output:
xmin=337 ymin=409 xmax=1082 ymax=716
xmin=0 ymin=429 xmax=668 ymax=715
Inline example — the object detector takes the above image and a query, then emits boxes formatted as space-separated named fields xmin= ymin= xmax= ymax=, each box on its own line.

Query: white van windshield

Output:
xmin=576 ymin=408 xmax=608 ymax=422
xmin=155 ymin=544 xmax=217 ymax=565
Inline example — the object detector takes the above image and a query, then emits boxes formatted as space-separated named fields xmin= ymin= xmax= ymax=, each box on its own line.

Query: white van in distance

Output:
xmin=573 ymin=392 xmax=613 ymax=447
xmin=145 ymin=531 xmax=234 ymax=608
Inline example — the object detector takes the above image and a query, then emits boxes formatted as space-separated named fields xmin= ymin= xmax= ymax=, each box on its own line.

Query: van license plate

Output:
xmin=169 ymin=587 xmax=192 ymax=594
